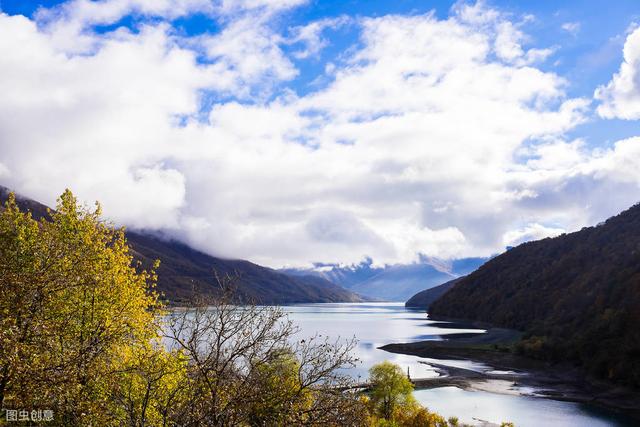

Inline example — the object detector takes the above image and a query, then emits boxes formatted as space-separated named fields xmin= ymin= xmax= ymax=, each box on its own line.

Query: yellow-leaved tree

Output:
xmin=366 ymin=361 xmax=452 ymax=427
xmin=0 ymin=190 xmax=185 ymax=425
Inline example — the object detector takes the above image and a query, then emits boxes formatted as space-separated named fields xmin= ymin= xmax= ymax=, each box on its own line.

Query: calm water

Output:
xmin=283 ymin=302 xmax=636 ymax=427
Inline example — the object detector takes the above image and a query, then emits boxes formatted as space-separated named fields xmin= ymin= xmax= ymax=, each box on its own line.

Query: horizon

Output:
xmin=1 ymin=0 xmax=639 ymax=268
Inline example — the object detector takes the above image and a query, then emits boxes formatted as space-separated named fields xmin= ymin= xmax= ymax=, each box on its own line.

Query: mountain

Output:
xmin=282 ymin=259 xmax=384 ymax=289
xmin=405 ymin=278 xmax=461 ymax=309
xmin=348 ymin=263 xmax=455 ymax=301
xmin=0 ymin=186 xmax=363 ymax=304
xmin=126 ymin=232 xmax=363 ymax=304
xmin=430 ymin=203 xmax=640 ymax=388
xmin=283 ymin=257 xmax=487 ymax=301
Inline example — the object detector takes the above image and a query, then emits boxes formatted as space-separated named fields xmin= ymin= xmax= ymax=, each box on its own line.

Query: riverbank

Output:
xmin=380 ymin=328 xmax=640 ymax=421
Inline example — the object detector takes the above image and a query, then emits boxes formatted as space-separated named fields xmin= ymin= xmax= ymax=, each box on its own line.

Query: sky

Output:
xmin=0 ymin=0 xmax=639 ymax=268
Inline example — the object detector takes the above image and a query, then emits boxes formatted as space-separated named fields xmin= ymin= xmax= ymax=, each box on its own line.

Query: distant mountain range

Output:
xmin=0 ymin=186 xmax=363 ymax=305
xmin=428 ymin=202 xmax=640 ymax=388
xmin=282 ymin=257 xmax=488 ymax=301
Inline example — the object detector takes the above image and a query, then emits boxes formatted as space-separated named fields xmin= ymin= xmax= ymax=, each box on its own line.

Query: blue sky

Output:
xmin=2 ymin=0 xmax=637 ymax=148
xmin=2 ymin=1 xmax=635 ymax=97
xmin=0 ymin=0 xmax=639 ymax=267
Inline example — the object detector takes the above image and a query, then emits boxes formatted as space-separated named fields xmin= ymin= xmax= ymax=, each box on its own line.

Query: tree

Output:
xmin=0 ymin=190 xmax=162 ymax=425
xmin=163 ymin=283 xmax=368 ymax=426
xmin=108 ymin=343 xmax=188 ymax=426
xmin=365 ymin=361 xmax=460 ymax=426
xmin=367 ymin=361 xmax=415 ymax=421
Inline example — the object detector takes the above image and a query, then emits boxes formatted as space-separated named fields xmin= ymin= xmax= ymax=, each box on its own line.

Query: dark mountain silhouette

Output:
xmin=405 ymin=278 xmax=461 ymax=309
xmin=430 ymin=203 xmax=640 ymax=388
xmin=0 ymin=186 xmax=363 ymax=304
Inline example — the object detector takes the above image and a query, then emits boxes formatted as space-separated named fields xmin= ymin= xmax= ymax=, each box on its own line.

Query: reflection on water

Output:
xmin=419 ymin=357 xmax=491 ymax=373
xmin=414 ymin=387 xmax=637 ymax=427
xmin=282 ymin=302 xmax=636 ymax=427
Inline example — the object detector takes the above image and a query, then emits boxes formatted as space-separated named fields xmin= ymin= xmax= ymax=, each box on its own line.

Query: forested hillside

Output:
xmin=430 ymin=203 xmax=640 ymax=388
xmin=127 ymin=232 xmax=362 ymax=304
xmin=0 ymin=187 xmax=362 ymax=304
xmin=405 ymin=278 xmax=461 ymax=309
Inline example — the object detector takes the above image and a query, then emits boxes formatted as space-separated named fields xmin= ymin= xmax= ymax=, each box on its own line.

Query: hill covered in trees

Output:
xmin=127 ymin=232 xmax=362 ymax=304
xmin=405 ymin=278 xmax=461 ymax=309
xmin=0 ymin=186 xmax=362 ymax=304
xmin=430 ymin=203 xmax=640 ymax=388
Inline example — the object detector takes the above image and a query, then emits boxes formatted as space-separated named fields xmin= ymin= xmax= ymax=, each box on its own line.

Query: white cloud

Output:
xmin=0 ymin=13 xmax=204 ymax=228
xmin=524 ymin=139 xmax=587 ymax=170
xmin=1 ymin=2 xmax=639 ymax=268
xmin=561 ymin=22 xmax=580 ymax=36
xmin=503 ymin=223 xmax=565 ymax=247
xmin=286 ymin=16 xmax=349 ymax=59
xmin=200 ymin=16 xmax=298 ymax=96
xmin=452 ymin=0 xmax=499 ymax=26
xmin=218 ymin=0 xmax=308 ymax=14
xmin=453 ymin=1 xmax=554 ymax=67
xmin=36 ymin=0 xmax=213 ymax=25
xmin=495 ymin=21 xmax=526 ymax=62
xmin=32 ymin=0 xmax=214 ymax=53
xmin=35 ymin=0 xmax=307 ymax=27
xmin=595 ymin=26 xmax=640 ymax=119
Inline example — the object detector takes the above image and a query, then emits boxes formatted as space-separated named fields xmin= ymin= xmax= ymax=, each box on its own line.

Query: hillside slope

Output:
xmin=127 ymin=232 xmax=362 ymax=304
xmin=0 ymin=187 xmax=363 ymax=304
xmin=405 ymin=278 xmax=461 ymax=309
xmin=430 ymin=203 xmax=640 ymax=387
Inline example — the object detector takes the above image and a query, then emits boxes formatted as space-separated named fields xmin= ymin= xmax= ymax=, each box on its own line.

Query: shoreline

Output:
xmin=380 ymin=328 xmax=640 ymax=422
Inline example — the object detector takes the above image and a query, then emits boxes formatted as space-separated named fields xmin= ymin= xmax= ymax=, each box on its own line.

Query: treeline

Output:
xmin=0 ymin=190 xmax=484 ymax=426
xmin=430 ymin=203 xmax=640 ymax=388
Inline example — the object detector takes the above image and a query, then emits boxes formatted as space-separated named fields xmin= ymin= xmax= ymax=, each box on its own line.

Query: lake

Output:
xmin=283 ymin=302 xmax=636 ymax=427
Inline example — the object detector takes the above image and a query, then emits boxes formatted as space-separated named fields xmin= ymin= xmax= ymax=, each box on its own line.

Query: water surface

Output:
xmin=284 ymin=302 xmax=483 ymax=378
xmin=283 ymin=302 xmax=635 ymax=427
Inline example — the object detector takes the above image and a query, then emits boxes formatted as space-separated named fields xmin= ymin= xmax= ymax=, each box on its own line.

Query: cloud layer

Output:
xmin=596 ymin=25 xmax=640 ymax=119
xmin=0 ymin=1 xmax=639 ymax=267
